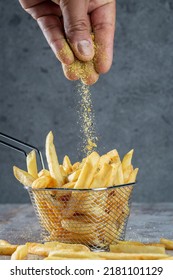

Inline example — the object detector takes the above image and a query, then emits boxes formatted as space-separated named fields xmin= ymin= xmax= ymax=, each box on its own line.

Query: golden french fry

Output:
xmin=99 ymin=154 xmax=111 ymax=168
xmin=27 ymin=243 xmax=52 ymax=257
xmin=72 ymin=162 xmax=80 ymax=171
xmin=110 ymin=244 xmax=165 ymax=254
xmin=60 ymin=165 xmax=67 ymax=177
xmin=26 ymin=150 xmax=38 ymax=179
xmin=122 ymin=149 xmax=134 ymax=171
xmin=11 ymin=244 xmax=28 ymax=260
xmin=0 ymin=240 xmax=12 ymax=245
xmin=38 ymin=169 xmax=51 ymax=177
xmin=106 ymin=163 xmax=119 ymax=187
xmin=123 ymin=165 xmax=133 ymax=183
xmin=146 ymin=243 xmax=165 ymax=248
xmin=114 ymin=240 xmax=145 ymax=246
xmin=45 ymin=131 xmax=64 ymax=187
xmin=160 ymin=238 xmax=173 ymax=250
xmin=13 ymin=166 xmax=35 ymax=187
xmin=74 ymin=151 xmax=100 ymax=189
xmin=68 ymin=169 xmax=81 ymax=182
xmin=61 ymin=218 xmax=96 ymax=234
xmin=32 ymin=175 xmax=57 ymax=189
xmin=44 ymin=241 xmax=90 ymax=252
xmin=127 ymin=168 xmax=139 ymax=183
xmin=63 ymin=155 xmax=72 ymax=174
xmin=107 ymin=149 xmax=120 ymax=163
xmin=48 ymin=250 xmax=100 ymax=259
xmin=0 ymin=245 xmax=18 ymax=255
xmin=96 ymin=252 xmax=169 ymax=260
xmin=62 ymin=181 xmax=75 ymax=188
xmin=114 ymin=164 xmax=124 ymax=185
xmin=90 ymin=163 xmax=112 ymax=189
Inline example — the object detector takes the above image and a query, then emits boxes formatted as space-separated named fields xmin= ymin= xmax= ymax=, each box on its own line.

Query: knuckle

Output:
xmin=66 ymin=19 xmax=88 ymax=35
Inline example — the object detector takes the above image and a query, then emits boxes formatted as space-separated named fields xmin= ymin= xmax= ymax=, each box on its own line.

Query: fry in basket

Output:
xmin=63 ymin=155 xmax=73 ymax=174
xmin=160 ymin=238 xmax=173 ymax=250
xmin=68 ymin=169 xmax=81 ymax=182
xmin=11 ymin=244 xmax=28 ymax=260
xmin=13 ymin=166 xmax=35 ymax=186
xmin=90 ymin=163 xmax=112 ymax=189
xmin=74 ymin=152 xmax=100 ymax=189
xmin=32 ymin=175 xmax=57 ymax=189
xmin=38 ymin=169 xmax=51 ymax=177
xmin=46 ymin=131 xmax=64 ymax=187
xmin=26 ymin=150 xmax=38 ymax=179
xmin=61 ymin=218 xmax=96 ymax=234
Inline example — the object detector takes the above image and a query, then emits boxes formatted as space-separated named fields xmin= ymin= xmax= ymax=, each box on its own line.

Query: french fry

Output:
xmin=123 ymin=165 xmax=133 ymax=183
xmin=160 ymin=238 xmax=173 ymax=250
xmin=107 ymin=149 xmax=120 ymax=164
xmin=68 ymin=169 xmax=81 ymax=182
xmin=72 ymin=162 xmax=80 ymax=171
xmin=27 ymin=243 xmax=52 ymax=257
xmin=60 ymin=165 xmax=67 ymax=177
xmin=26 ymin=150 xmax=38 ymax=179
xmin=32 ymin=175 xmax=57 ymax=189
xmin=114 ymin=164 xmax=124 ymax=185
xmin=45 ymin=131 xmax=64 ymax=187
xmin=13 ymin=166 xmax=35 ymax=187
xmin=0 ymin=245 xmax=18 ymax=255
xmin=11 ymin=244 xmax=28 ymax=260
xmin=0 ymin=240 xmax=12 ymax=245
xmin=38 ymin=169 xmax=51 ymax=177
xmin=61 ymin=218 xmax=96 ymax=234
xmin=96 ymin=252 xmax=169 ymax=260
xmin=63 ymin=155 xmax=73 ymax=174
xmin=127 ymin=168 xmax=139 ymax=183
xmin=90 ymin=163 xmax=112 ymax=189
xmin=74 ymin=152 xmax=100 ymax=189
xmin=110 ymin=244 xmax=165 ymax=254
xmin=48 ymin=250 xmax=100 ymax=259
xmin=62 ymin=181 xmax=75 ymax=188
xmin=106 ymin=163 xmax=119 ymax=187
xmin=114 ymin=240 xmax=145 ymax=245
xmin=122 ymin=149 xmax=134 ymax=171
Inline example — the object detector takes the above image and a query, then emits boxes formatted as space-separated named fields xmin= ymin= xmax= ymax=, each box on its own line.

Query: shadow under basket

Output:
xmin=26 ymin=183 xmax=135 ymax=252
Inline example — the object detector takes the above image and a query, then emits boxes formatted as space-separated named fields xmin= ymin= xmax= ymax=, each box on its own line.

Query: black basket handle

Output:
xmin=0 ymin=132 xmax=45 ymax=169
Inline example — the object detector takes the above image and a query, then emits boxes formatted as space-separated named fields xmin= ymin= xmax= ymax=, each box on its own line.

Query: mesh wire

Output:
xmin=27 ymin=184 xmax=134 ymax=251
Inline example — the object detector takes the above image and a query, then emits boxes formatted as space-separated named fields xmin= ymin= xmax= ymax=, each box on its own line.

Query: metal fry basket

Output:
xmin=0 ymin=132 xmax=136 ymax=252
xmin=26 ymin=183 xmax=135 ymax=251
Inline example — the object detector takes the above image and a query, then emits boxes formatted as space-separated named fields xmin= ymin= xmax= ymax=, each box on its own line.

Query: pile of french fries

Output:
xmin=13 ymin=131 xmax=139 ymax=247
xmin=0 ymin=238 xmax=173 ymax=260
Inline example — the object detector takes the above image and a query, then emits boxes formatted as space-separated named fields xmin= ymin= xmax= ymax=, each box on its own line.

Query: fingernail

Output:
xmin=77 ymin=40 xmax=93 ymax=57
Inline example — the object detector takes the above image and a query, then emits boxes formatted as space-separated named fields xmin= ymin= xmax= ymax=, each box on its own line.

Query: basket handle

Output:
xmin=0 ymin=132 xmax=45 ymax=169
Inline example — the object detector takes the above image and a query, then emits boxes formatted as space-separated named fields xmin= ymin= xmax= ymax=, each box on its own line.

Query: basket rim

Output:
xmin=24 ymin=181 xmax=136 ymax=192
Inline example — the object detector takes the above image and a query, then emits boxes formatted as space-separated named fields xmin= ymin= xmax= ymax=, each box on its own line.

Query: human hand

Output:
xmin=19 ymin=0 xmax=116 ymax=85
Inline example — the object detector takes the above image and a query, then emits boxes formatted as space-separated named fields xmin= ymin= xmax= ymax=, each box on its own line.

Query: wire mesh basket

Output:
xmin=26 ymin=183 xmax=135 ymax=251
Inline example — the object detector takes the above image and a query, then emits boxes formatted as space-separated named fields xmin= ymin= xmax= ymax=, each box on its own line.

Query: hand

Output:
xmin=19 ymin=0 xmax=116 ymax=85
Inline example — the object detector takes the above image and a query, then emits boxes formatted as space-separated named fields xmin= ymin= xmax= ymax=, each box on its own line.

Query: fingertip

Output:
xmin=81 ymin=73 xmax=99 ymax=85
xmin=62 ymin=63 xmax=79 ymax=81
xmin=56 ymin=40 xmax=75 ymax=65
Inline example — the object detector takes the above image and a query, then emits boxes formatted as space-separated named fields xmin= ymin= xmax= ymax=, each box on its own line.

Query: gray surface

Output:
xmin=0 ymin=203 xmax=173 ymax=259
xmin=0 ymin=1 xmax=173 ymax=202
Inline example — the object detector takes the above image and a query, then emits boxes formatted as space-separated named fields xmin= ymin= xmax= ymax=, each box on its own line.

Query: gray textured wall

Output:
xmin=0 ymin=0 xmax=173 ymax=203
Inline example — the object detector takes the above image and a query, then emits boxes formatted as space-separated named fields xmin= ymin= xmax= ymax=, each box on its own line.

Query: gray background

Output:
xmin=0 ymin=0 xmax=173 ymax=203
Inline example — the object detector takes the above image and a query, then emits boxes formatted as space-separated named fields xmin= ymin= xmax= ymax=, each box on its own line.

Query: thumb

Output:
xmin=59 ymin=0 xmax=94 ymax=61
